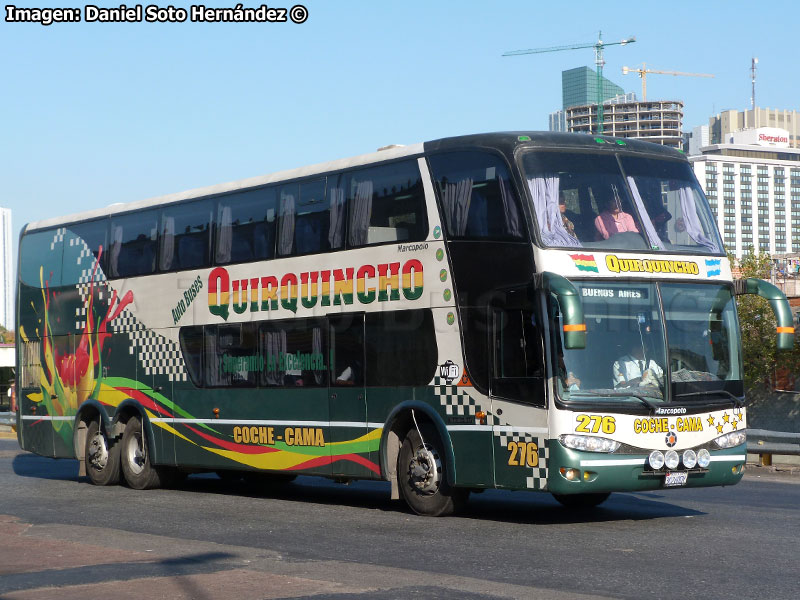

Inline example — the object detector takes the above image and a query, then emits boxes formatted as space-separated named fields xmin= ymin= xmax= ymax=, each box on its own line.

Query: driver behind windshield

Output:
xmin=613 ymin=339 xmax=664 ymax=388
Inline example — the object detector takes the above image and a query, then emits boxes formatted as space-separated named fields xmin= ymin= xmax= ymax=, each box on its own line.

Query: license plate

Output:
xmin=664 ymin=471 xmax=688 ymax=487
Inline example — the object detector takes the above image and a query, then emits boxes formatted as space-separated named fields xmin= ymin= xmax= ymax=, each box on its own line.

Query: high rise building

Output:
xmin=689 ymin=128 xmax=800 ymax=258
xmin=549 ymin=67 xmax=628 ymax=131
xmin=0 ymin=208 xmax=11 ymax=330
xmin=562 ymin=66 xmax=625 ymax=109
xmin=709 ymin=108 xmax=800 ymax=148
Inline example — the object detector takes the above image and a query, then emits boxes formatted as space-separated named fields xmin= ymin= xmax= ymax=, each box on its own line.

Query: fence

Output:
xmin=746 ymin=428 xmax=800 ymax=466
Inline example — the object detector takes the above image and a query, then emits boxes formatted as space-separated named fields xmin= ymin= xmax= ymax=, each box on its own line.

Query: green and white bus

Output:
xmin=15 ymin=132 xmax=793 ymax=515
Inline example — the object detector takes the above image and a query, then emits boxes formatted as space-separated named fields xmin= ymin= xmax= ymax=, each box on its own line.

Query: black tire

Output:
xmin=120 ymin=415 xmax=165 ymax=490
xmin=84 ymin=420 xmax=121 ymax=486
xmin=552 ymin=492 xmax=611 ymax=508
xmin=398 ymin=424 xmax=467 ymax=516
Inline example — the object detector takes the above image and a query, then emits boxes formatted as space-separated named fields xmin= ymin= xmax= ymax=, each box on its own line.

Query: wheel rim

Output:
xmin=87 ymin=430 xmax=109 ymax=470
xmin=125 ymin=427 xmax=146 ymax=475
xmin=407 ymin=443 xmax=442 ymax=495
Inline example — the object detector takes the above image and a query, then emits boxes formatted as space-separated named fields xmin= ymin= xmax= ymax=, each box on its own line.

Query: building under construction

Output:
xmin=565 ymin=99 xmax=684 ymax=148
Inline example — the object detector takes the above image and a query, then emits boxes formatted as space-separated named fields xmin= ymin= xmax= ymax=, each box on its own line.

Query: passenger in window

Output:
xmin=558 ymin=194 xmax=578 ymax=240
xmin=651 ymin=206 xmax=672 ymax=241
xmin=336 ymin=366 xmax=355 ymax=385
xmin=594 ymin=191 xmax=639 ymax=240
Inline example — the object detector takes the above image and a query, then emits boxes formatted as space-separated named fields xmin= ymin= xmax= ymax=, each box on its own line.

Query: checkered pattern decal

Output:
xmin=68 ymin=232 xmax=188 ymax=383
xmin=433 ymin=376 xmax=478 ymax=416
xmin=110 ymin=313 xmax=188 ymax=382
xmin=495 ymin=428 xmax=549 ymax=491
xmin=50 ymin=228 xmax=66 ymax=249
xmin=433 ymin=376 xmax=548 ymax=490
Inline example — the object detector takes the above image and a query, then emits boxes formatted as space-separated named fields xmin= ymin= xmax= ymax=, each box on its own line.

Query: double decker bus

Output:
xmin=15 ymin=132 xmax=793 ymax=516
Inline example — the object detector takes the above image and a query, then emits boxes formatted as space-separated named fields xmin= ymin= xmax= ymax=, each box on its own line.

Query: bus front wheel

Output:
xmin=398 ymin=424 xmax=466 ymax=516
xmin=551 ymin=492 xmax=611 ymax=508
xmin=121 ymin=415 xmax=165 ymax=490
xmin=85 ymin=420 xmax=121 ymax=486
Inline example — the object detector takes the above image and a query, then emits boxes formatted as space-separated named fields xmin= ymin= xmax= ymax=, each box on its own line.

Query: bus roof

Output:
xmin=26 ymin=132 xmax=685 ymax=232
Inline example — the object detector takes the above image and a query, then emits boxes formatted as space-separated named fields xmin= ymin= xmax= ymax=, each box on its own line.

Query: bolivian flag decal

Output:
xmin=569 ymin=253 xmax=599 ymax=273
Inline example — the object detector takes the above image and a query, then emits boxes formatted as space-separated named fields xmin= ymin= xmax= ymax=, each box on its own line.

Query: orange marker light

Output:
xmin=212 ymin=408 xmax=220 ymax=418
xmin=475 ymin=411 xmax=487 ymax=425
xmin=777 ymin=327 xmax=794 ymax=333
xmin=563 ymin=324 xmax=587 ymax=332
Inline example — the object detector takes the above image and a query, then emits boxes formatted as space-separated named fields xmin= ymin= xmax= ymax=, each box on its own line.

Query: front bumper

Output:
xmin=547 ymin=441 xmax=746 ymax=495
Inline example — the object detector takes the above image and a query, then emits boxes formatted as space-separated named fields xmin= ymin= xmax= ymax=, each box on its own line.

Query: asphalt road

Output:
xmin=1 ymin=437 xmax=798 ymax=600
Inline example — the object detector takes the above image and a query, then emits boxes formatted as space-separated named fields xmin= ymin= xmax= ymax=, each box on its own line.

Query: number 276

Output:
xmin=507 ymin=441 xmax=539 ymax=467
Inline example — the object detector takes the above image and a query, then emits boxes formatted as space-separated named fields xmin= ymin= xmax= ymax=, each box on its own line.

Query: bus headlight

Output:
xmin=682 ymin=449 xmax=697 ymax=469
xmin=664 ymin=450 xmax=680 ymax=469
xmin=713 ymin=430 xmax=746 ymax=449
xmin=559 ymin=434 xmax=620 ymax=453
xmin=697 ymin=449 xmax=711 ymax=468
xmin=648 ymin=450 xmax=665 ymax=470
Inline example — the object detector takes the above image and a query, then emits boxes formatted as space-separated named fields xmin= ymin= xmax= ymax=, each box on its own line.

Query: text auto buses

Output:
xmin=15 ymin=132 xmax=793 ymax=516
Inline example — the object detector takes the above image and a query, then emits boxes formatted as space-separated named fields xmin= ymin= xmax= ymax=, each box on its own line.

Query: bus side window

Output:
xmin=215 ymin=187 xmax=277 ymax=265
xmin=66 ymin=219 xmax=108 ymax=280
xmin=295 ymin=178 xmax=329 ymax=255
xmin=428 ymin=151 xmax=525 ymax=241
xmin=277 ymin=183 xmax=298 ymax=256
xmin=179 ymin=326 xmax=204 ymax=387
xmin=365 ymin=309 xmax=437 ymax=387
xmin=260 ymin=319 xmax=327 ymax=387
xmin=159 ymin=199 xmax=212 ymax=272
xmin=109 ymin=210 xmax=159 ymax=278
xmin=203 ymin=323 xmax=259 ymax=387
xmin=345 ymin=160 xmax=427 ymax=248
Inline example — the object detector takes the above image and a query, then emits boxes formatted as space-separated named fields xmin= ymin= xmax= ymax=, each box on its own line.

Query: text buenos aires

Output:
xmin=207 ymin=259 xmax=424 ymax=320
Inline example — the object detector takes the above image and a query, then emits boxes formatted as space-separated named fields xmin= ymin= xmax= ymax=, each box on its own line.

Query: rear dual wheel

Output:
xmin=85 ymin=420 xmax=121 ymax=486
xmin=121 ymin=415 xmax=173 ymax=489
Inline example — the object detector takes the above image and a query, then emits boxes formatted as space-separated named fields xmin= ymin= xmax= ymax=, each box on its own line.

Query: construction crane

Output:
xmin=621 ymin=63 xmax=714 ymax=101
xmin=503 ymin=31 xmax=636 ymax=134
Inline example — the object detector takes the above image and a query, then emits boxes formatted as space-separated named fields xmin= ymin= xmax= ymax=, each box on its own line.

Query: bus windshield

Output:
xmin=521 ymin=151 xmax=723 ymax=255
xmin=556 ymin=281 xmax=742 ymax=407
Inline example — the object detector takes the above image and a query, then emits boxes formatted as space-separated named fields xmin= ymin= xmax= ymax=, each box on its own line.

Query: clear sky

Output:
xmin=2 ymin=0 xmax=798 ymax=255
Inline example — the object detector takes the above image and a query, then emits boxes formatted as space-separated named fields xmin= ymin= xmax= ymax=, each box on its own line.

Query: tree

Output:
xmin=734 ymin=250 xmax=800 ymax=397
xmin=0 ymin=326 xmax=14 ymax=344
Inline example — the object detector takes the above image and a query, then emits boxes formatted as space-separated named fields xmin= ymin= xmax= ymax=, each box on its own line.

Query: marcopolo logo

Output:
xmin=207 ymin=260 xmax=424 ymax=320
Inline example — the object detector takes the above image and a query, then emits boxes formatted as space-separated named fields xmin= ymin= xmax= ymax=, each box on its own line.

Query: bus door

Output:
xmin=490 ymin=291 xmax=548 ymax=489
xmin=327 ymin=314 xmax=373 ymax=478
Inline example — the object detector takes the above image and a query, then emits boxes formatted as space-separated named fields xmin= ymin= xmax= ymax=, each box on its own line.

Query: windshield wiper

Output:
xmin=672 ymin=390 xmax=745 ymax=409
xmin=569 ymin=391 xmax=659 ymax=412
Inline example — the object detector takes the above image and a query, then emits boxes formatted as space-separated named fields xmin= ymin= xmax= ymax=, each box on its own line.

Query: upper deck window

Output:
xmin=159 ymin=200 xmax=213 ymax=271
xmin=215 ymin=187 xmax=277 ymax=264
xmin=109 ymin=210 xmax=159 ymax=278
xmin=521 ymin=151 xmax=723 ymax=254
xmin=428 ymin=151 xmax=525 ymax=241
xmin=345 ymin=160 xmax=427 ymax=247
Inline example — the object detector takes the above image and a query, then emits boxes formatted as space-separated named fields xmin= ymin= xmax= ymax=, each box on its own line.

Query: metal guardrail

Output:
xmin=0 ymin=411 xmax=15 ymax=428
xmin=747 ymin=428 xmax=800 ymax=466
